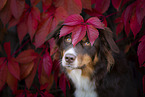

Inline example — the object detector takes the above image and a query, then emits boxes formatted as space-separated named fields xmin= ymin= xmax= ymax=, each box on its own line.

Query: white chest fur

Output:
xmin=68 ymin=69 xmax=98 ymax=97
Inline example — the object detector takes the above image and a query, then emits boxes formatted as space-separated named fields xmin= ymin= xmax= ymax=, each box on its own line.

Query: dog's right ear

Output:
xmin=101 ymin=27 xmax=120 ymax=54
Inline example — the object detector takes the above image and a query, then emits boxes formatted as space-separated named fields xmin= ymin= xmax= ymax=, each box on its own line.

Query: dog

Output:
xmin=53 ymin=27 xmax=138 ymax=97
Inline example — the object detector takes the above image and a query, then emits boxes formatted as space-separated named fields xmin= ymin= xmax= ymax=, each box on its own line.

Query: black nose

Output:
xmin=65 ymin=54 xmax=76 ymax=63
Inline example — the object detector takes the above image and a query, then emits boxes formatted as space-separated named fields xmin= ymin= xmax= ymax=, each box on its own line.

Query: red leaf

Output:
xmin=72 ymin=25 xmax=86 ymax=46
xmin=40 ymin=70 xmax=54 ymax=90
xmin=137 ymin=35 xmax=145 ymax=67
xmin=0 ymin=0 xmax=12 ymax=26
xmin=20 ymin=61 xmax=34 ymax=80
xmin=94 ymin=0 xmax=110 ymax=14
xmin=27 ymin=6 xmax=40 ymax=40
xmin=8 ymin=17 xmax=20 ymax=29
xmin=86 ymin=17 xmax=104 ymax=29
xmin=25 ymin=61 xmax=37 ymax=89
xmin=59 ymin=73 xmax=66 ymax=96
xmin=3 ymin=42 xmax=11 ymax=58
xmin=124 ymin=2 xmax=136 ymax=25
xmin=63 ymin=14 xmax=83 ymax=26
xmin=54 ymin=0 xmax=82 ymax=15
xmin=136 ymin=1 xmax=145 ymax=25
xmin=17 ymin=18 xmax=28 ymax=43
xmin=114 ymin=17 xmax=124 ymax=35
xmin=8 ymin=58 xmax=20 ymax=80
xmin=103 ymin=18 xmax=108 ymax=27
xmin=55 ymin=7 xmax=68 ymax=23
xmin=43 ymin=91 xmax=54 ymax=97
xmin=10 ymin=0 xmax=25 ymax=19
xmin=0 ymin=64 xmax=7 ymax=91
xmin=34 ymin=6 xmax=68 ymax=48
xmin=0 ymin=0 xmax=7 ymax=10
xmin=15 ymin=93 xmax=25 ymax=97
xmin=59 ymin=26 xmax=74 ymax=38
xmin=40 ymin=83 xmax=49 ymax=90
xmin=42 ymin=0 xmax=52 ymax=11
xmin=81 ymin=0 xmax=91 ymax=10
xmin=130 ymin=13 xmax=142 ymax=38
xmin=0 ymin=57 xmax=6 ymax=69
xmin=87 ymin=25 xmax=99 ymax=45
xmin=111 ymin=0 xmax=122 ymax=10
xmin=124 ymin=20 xmax=130 ymax=36
xmin=7 ymin=69 xmax=18 ymax=93
xmin=30 ymin=0 xmax=40 ymax=5
xmin=34 ymin=16 xmax=53 ymax=48
xmin=48 ymin=38 xmax=58 ymax=56
xmin=43 ymin=50 xmax=53 ymax=77
xmin=116 ymin=23 xmax=124 ymax=35
xmin=123 ymin=2 xmax=136 ymax=25
xmin=16 ymin=49 xmax=38 ymax=64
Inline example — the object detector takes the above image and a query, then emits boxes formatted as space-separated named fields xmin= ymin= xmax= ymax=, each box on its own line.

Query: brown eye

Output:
xmin=65 ymin=37 xmax=72 ymax=43
xmin=84 ymin=42 xmax=91 ymax=46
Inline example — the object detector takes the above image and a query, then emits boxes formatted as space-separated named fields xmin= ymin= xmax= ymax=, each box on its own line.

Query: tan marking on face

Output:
xmin=93 ymin=54 xmax=99 ymax=64
xmin=82 ymin=37 xmax=87 ymax=42
xmin=77 ymin=54 xmax=94 ymax=77
xmin=62 ymin=50 xmax=65 ymax=57
xmin=66 ymin=68 xmax=72 ymax=73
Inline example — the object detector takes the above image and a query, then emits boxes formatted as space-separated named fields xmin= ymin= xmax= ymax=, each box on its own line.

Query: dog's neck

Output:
xmin=67 ymin=69 xmax=98 ymax=97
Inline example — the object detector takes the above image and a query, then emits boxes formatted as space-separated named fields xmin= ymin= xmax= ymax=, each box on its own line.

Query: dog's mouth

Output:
xmin=64 ymin=64 xmax=86 ymax=70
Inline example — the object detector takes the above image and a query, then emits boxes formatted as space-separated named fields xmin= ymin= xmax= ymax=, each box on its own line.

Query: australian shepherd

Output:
xmin=53 ymin=27 xmax=138 ymax=97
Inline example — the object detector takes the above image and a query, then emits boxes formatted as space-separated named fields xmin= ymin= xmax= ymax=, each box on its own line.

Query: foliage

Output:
xmin=0 ymin=0 xmax=145 ymax=96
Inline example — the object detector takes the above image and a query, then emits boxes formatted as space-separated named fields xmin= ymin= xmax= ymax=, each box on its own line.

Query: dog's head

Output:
xmin=53 ymin=27 xmax=119 ymax=77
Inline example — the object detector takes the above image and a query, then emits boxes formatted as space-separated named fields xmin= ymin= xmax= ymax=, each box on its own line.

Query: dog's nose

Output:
xmin=65 ymin=54 xmax=76 ymax=63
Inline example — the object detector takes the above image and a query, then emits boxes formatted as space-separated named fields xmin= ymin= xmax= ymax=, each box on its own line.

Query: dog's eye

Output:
xmin=83 ymin=42 xmax=91 ymax=46
xmin=65 ymin=37 xmax=72 ymax=43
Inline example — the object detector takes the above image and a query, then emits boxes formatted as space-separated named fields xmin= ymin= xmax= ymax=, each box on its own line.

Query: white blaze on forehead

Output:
xmin=65 ymin=48 xmax=77 ymax=56
xmin=62 ymin=47 xmax=78 ymax=67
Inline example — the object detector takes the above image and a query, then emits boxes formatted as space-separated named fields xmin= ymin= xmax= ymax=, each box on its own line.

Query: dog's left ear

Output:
xmin=99 ymin=27 xmax=120 ymax=71
xmin=102 ymin=27 xmax=120 ymax=54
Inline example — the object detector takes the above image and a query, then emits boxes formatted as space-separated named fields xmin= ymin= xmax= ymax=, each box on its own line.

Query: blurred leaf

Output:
xmin=54 ymin=0 xmax=82 ymax=15
xmin=25 ymin=60 xmax=37 ymax=89
xmin=43 ymin=50 xmax=53 ymax=77
xmin=130 ymin=12 xmax=142 ymax=38
xmin=42 ymin=0 xmax=52 ymax=11
xmin=20 ymin=61 xmax=34 ymax=80
xmin=0 ymin=64 xmax=7 ymax=91
xmin=27 ymin=6 xmax=40 ymax=40
xmin=7 ymin=69 xmax=18 ymax=93
xmin=16 ymin=49 xmax=38 ymax=64
xmin=0 ymin=0 xmax=12 ymax=26
xmin=10 ymin=0 xmax=25 ymax=19
xmin=94 ymin=0 xmax=110 ymax=14
xmin=8 ymin=58 xmax=20 ymax=80
xmin=0 ymin=0 xmax=7 ymax=10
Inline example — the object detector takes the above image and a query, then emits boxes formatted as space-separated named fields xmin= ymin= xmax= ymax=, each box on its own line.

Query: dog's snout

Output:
xmin=65 ymin=54 xmax=76 ymax=63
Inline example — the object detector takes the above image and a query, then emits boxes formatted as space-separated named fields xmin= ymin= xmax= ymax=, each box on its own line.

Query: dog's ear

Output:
xmin=99 ymin=27 xmax=119 ymax=71
xmin=101 ymin=27 xmax=120 ymax=53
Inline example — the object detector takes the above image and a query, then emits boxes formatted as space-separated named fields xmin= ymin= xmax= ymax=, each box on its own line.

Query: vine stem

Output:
xmin=12 ymin=39 xmax=31 ymax=56
xmin=105 ymin=11 xmax=120 ymax=18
